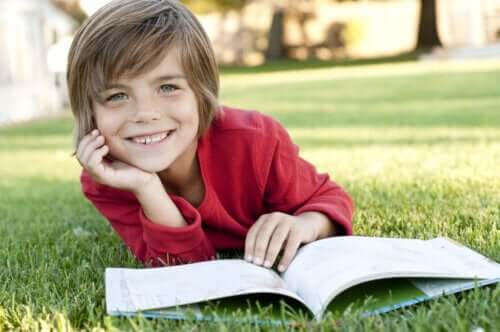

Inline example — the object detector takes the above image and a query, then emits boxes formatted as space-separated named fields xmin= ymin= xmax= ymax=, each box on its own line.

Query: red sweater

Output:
xmin=81 ymin=107 xmax=354 ymax=267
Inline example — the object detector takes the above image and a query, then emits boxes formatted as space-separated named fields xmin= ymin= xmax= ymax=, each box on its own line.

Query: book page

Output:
xmin=106 ymin=259 xmax=304 ymax=314
xmin=281 ymin=236 xmax=500 ymax=319
xmin=409 ymin=277 xmax=500 ymax=298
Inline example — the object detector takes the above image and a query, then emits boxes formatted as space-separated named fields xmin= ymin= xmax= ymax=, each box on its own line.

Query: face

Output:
xmin=92 ymin=49 xmax=199 ymax=174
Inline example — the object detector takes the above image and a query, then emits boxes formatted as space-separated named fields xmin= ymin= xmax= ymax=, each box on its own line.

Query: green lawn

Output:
xmin=1 ymin=58 xmax=500 ymax=331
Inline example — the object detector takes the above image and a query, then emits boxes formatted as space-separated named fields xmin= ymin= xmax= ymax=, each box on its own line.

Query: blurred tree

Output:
xmin=266 ymin=1 xmax=287 ymax=60
xmin=183 ymin=0 xmax=310 ymax=62
xmin=181 ymin=0 xmax=247 ymax=14
xmin=334 ymin=0 xmax=443 ymax=49
xmin=51 ymin=0 xmax=86 ymax=23
xmin=183 ymin=0 xmax=290 ymax=61
xmin=416 ymin=0 xmax=442 ymax=48
xmin=267 ymin=0 xmax=444 ymax=60
xmin=266 ymin=0 xmax=315 ymax=61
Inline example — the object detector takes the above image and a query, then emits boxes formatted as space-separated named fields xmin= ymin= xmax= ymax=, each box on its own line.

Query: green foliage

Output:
xmin=1 ymin=58 xmax=500 ymax=330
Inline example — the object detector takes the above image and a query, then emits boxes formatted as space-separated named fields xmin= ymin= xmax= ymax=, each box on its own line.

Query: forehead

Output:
xmin=112 ymin=48 xmax=185 ymax=84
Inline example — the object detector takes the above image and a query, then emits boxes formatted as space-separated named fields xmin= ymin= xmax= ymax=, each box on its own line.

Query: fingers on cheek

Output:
xmin=76 ymin=139 xmax=89 ymax=162
xmin=93 ymin=136 xmax=105 ymax=149
xmin=88 ymin=145 xmax=107 ymax=168
xmin=79 ymin=130 xmax=99 ymax=150
xmin=98 ymin=144 xmax=109 ymax=157
xmin=86 ymin=136 xmax=107 ymax=165
xmin=81 ymin=132 xmax=95 ymax=147
xmin=79 ymin=137 xmax=98 ymax=164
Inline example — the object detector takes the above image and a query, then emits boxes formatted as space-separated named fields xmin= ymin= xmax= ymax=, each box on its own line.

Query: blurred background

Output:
xmin=1 ymin=0 xmax=500 ymax=125
xmin=1 ymin=2 xmax=500 ymax=329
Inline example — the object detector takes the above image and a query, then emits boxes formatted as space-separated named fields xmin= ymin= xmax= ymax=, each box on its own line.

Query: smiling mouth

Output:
xmin=127 ymin=130 xmax=175 ymax=145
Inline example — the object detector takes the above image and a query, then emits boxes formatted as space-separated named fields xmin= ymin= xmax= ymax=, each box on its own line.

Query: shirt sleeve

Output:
xmin=80 ymin=171 xmax=216 ymax=267
xmin=255 ymin=115 xmax=354 ymax=235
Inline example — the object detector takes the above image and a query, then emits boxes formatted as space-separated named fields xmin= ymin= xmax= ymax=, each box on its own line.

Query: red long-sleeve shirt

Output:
xmin=81 ymin=107 xmax=354 ymax=267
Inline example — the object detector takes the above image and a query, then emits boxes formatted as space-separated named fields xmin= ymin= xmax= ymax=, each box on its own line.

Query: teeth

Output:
xmin=132 ymin=131 xmax=169 ymax=145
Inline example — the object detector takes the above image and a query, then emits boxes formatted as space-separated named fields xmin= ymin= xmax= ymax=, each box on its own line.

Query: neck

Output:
xmin=158 ymin=140 xmax=199 ymax=194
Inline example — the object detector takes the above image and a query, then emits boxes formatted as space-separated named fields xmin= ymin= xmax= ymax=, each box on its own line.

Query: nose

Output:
xmin=132 ymin=99 xmax=161 ymax=123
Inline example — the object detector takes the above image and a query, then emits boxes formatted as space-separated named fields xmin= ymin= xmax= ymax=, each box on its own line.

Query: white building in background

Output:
xmin=438 ymin=0 xmax=500 ymax=47
xmin=0 ymin=0 xmax=76 ymax=125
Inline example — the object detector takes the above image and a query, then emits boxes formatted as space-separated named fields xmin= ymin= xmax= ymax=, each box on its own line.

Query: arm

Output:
xmin=134 ymin=175 xmax=187 ymax=228
xmin=82 ymin=171 xmax=216 ymax=267
xmin=296 ymin=211 xmax=336 ymax=239
xmin=77 ymin=130 xmax=215 ymax=266
xmin=245 ymin=114 xmax=354 ymax=271
xmin=258 ymin=115 xmax=354 ymax=235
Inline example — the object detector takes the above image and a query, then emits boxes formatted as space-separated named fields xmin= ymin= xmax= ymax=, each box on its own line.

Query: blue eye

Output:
xmin=160 ymin=84 xmax=178 ymax=93
xmin=107 ymin=93 xmax=128 ymax=102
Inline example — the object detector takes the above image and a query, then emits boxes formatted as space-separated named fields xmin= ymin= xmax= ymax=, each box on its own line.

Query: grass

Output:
xmin=1 ymin=57 xmax=500 ymax=331
xmin=218 ymin=51 xmax=422 ymax=75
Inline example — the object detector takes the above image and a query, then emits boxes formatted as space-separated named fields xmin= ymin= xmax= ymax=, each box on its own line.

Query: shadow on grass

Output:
xmin=0 ymin=113 xmax=73 ymax=137
xmin=293 ymin=136 xmax=500 ymax=149
xmin=220 ymin=51 xmax=422 ymax=75
xmin=270 ymin=109 xmax=500 ymax=129
xmin=0 ymin=140 xmax=73 ymax=151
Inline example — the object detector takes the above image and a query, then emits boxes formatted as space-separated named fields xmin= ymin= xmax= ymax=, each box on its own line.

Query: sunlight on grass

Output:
xmin=0 ymin=151 xmax=78 ymax=180
xmin=221 ymin=59 xmax=500 ymax=86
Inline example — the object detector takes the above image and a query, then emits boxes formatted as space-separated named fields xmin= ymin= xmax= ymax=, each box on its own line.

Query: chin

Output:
xmin=136 ymin=164 xmax=169 ymax=173
xmin=134 ymin=160 xmax=172 ymax=173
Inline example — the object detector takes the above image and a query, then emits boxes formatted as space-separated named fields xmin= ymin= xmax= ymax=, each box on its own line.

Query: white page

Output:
xmin=106 ymin=269 xmax=134 ymax=313
xmin=409 ymin=278 xmax=479 ymax=297
xmin=106 ymin=259 xmax=304 ymax=313
xmin=427 ymin=237 xmax=500 ymax=275
xmin=281 ymin=236 xmax=500 ymax=318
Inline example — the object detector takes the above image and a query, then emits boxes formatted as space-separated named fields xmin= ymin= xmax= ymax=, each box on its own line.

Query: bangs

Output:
xmin=87 ymin=14 xmax=181 ymax=100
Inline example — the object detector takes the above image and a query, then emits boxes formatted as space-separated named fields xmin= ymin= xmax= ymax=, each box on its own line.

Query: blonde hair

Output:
xmin=67 ymin=0 xmax=220 ymax=152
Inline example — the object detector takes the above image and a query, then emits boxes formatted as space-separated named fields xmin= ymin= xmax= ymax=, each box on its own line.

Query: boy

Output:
xmin=68 ymin=0 xmax=354 ymax=272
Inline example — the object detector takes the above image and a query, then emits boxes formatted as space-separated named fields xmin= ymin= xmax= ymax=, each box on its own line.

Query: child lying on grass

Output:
xmin=67 ymin=0 xmax=354 ymax=272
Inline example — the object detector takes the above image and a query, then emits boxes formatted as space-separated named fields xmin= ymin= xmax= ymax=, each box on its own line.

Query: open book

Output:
xmin=106 ymin=236 xmax=500 ymax=324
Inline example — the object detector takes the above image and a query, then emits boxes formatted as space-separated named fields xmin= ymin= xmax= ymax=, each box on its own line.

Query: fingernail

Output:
xmin=278 ymin=265 xmax=285 ymax=272
xmin=253 ymin=257 xmax=262 ymax=265
xmin=245 ymin=255 xmax=252 ymax=261
xmin=92 ymin=129 xmax=98 ymax=136
xmin=264 ymin=260 xmax=272 ymax=268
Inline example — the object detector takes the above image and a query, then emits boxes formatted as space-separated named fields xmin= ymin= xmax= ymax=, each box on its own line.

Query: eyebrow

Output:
xmin=104 ymin=74 xmax=187 ymax=90
xmin=153 ymin=74 xmax=186 ymax=83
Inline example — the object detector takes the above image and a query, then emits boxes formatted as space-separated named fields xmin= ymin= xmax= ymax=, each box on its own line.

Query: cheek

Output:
xmin=170 ymin=96 xmax=199 ymax=125
xmin=95 ymin=112 xmax=124 ymax=137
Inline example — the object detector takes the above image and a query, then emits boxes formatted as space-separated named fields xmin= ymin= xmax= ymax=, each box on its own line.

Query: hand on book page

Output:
xmin=244 ymin=212 xmax=321 ymax=273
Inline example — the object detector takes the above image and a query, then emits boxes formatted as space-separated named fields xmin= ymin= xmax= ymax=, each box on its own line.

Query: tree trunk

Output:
xmin=265 ymin=8 xmax=286 ymax=61
xmin=416 ymin=0 xmax=442 ymax=48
